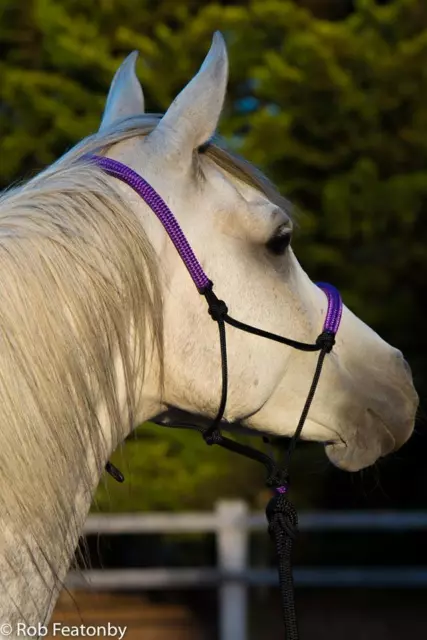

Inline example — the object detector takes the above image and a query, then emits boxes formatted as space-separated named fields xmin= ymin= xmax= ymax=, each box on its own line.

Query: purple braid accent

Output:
xmin=317 ymin=282 xmax=343 ymax=335
xmin=276 ymin=486 xmax=288 ymax=494
xmin=88 ymin=155 xmax=210 ymax=292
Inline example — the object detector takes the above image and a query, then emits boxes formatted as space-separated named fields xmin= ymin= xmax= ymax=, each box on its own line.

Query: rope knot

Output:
xmin=266 ymin=465 xmax=290 ymax=490
xmin=315 ymin=330 xmax=336 ymax=353
xmin=203 ymin=428 xmax=223 ymax=446
xmin=208 ymin=298 xmax=228 ymax=321
xmin=202 ymin=284 xmax=229 ymax=321
xmin=266 ymin=492 xmax=299 ymax=541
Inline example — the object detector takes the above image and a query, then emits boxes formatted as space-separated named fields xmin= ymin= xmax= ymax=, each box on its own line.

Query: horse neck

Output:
xmin=0 ymin=469 xmax=91 ymax=633
xmin=0 ymin=364 xmax=162 ymax=634
xmin=0 ymin=480 xmax=97 ymax=632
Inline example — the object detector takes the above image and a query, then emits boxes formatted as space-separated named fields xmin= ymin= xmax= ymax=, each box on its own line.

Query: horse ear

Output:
xmin=99 ymin=51 xmax=145 ymax=131
xmin=151 ymin=32 xmax=228 ymax=155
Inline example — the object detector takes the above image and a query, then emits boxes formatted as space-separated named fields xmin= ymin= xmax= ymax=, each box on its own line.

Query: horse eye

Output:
xmin=266 ymin=227 xmax=292 ymax=256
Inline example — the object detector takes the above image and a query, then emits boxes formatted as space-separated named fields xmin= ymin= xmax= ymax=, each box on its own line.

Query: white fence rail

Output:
xmin=66 ymin=501 xmax=427 ymax=640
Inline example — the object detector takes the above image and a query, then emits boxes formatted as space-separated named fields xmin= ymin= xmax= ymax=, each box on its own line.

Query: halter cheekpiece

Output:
xmin=89 ymin=153 xmax=343 ymax=640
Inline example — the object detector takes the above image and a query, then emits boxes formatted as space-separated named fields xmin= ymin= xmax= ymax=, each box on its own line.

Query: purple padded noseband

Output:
xmin=317 ymin=282 xmax=343 ymax=335
xmin=88 ymin=154 xmax=342 ymax=336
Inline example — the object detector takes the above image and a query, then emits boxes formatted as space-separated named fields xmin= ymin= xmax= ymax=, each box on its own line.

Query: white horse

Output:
xmin=0 ymin=33 xmax=418 ymax=635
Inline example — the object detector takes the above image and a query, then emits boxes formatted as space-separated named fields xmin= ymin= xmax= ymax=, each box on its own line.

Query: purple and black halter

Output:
xmin=90 ymin=153 xmax=342 ymax=640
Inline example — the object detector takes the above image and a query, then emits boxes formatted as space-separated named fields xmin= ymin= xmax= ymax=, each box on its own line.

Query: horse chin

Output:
xmin=323 ymin=408 xmax=408 ymax=472
xmin=324 ymin=439 xmax=386 ymax=472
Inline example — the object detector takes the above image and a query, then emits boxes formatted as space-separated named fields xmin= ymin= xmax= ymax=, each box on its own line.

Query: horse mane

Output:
xmin=0 ymin=113 xmax=288 ymax=618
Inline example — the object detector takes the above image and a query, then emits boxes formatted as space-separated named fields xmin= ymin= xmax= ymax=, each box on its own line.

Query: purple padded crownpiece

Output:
xmin=89 ymin=155 xmax=210 ymax=292
xmin=88 ymin=154 xmax=343 ymax=336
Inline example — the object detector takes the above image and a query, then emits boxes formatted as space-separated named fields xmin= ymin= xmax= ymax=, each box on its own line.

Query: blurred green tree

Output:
xmin=1 ymin=0 xmax=426 ymax=510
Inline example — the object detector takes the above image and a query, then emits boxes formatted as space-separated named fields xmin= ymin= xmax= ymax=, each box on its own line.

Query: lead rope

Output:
xmin=264 ymin=344 xmax=331 ymax=640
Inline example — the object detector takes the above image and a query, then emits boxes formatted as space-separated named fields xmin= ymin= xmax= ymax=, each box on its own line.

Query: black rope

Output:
xmin=284 ymin=337 xmax=333 ymax=471
xmin=266 ymin=490 xmax=299 ymax=640
xmin=224 ymin=314 xmax=322 ymax=352
xmin=203 ymin=281 xmax=323 ymax=353
xmin=105 ymin=461 xmax=124 ymax=483
xmin=208 ymin=319 xmax=229 ymax=441
xmin=202 ymin=286 xmax=229 ymax=442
